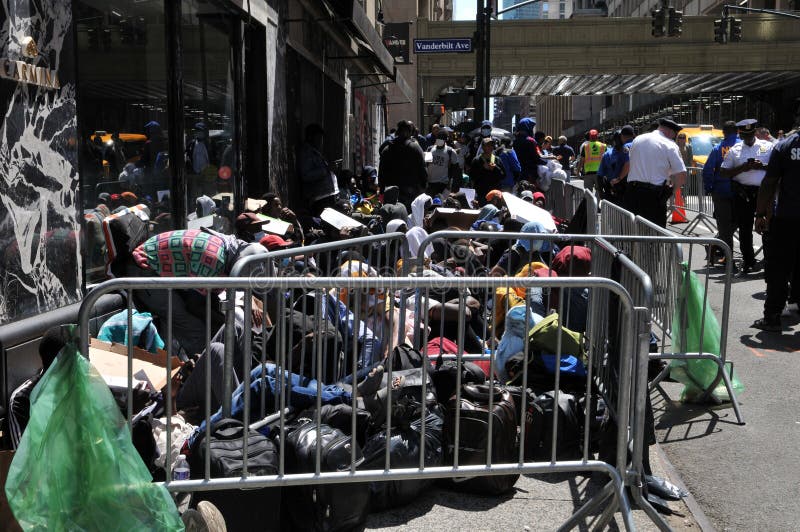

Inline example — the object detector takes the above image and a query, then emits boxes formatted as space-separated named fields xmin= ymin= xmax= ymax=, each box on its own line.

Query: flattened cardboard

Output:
xmin=89 ymin=339 xmax=181 ymax=392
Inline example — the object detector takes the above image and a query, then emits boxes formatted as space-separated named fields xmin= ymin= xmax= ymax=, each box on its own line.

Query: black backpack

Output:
xmin=188 ymin=418 xmax=281 ymax=530
xmin=431 ymin=353 xmax=487 ymax=405
xmin=443 ymin=384 xmax=519 ymax=495
xmin=282 ymin=421 xmax=371 ymax=531
xmin=522 ymin=391 xmax=582 ymax=462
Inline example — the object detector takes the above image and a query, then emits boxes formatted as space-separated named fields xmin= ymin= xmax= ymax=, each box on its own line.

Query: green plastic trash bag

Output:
xmin=669 ymin=262 xmax=744 ymax=403
xmin=5 ymin=326 xmax=183 ymax=531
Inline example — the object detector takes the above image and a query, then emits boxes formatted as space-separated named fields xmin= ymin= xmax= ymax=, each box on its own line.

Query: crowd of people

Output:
xmin=10 ymin=110 xmax=797 ymax=529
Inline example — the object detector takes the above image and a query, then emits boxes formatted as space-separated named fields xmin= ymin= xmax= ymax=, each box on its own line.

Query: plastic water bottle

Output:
xmin=173 ymin=454 xmax=190 ymax=481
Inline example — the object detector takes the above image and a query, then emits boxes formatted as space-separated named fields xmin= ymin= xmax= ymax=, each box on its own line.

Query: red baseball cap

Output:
xmin=589 ymin=129 xmax=598 ymax=140
xmin=259 ymin=234 xmax=291 ymax=251
xmin=235 ymin=212 xmax=261 ymax=230
xmin=533 ymin=192 xmax=546 ymax=203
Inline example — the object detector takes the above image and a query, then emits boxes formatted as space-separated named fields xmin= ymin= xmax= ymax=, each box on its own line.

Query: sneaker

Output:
xmin=182 ymin=502 xmax=227 ymax=532
xmin=752 ymin=316 xmax=781 ymax=332
xmin=196 ymin=501 xmax=227 ymax=532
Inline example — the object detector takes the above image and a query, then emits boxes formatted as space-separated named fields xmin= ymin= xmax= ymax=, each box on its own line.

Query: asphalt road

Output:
xmin=654 ymin=222 xmax=800 ymax=531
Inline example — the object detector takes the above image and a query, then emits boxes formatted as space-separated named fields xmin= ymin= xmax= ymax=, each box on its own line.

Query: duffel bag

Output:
xmin=361 ymin=409 xmax=445 ymax=511
xmin=443 ymin=384 xmax=519 ymax=494
xmin=523 ymin=391 xmax=582 ymax=462
xmin=188 ymin=417 xmax=281 ymax=531
xmin=282 ymin=421 xmax=370 ymax=531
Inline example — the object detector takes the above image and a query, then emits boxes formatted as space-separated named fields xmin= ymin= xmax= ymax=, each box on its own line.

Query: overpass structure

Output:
xmin=415 ymin=14 xmax=800 ymax=99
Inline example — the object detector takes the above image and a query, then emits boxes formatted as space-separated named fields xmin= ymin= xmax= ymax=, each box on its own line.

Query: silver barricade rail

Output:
xmin=78 ymin=275 xmax=638 ymax=531
xmin=547 ymin=177 xmax=567 ymax=219
xmin=600 ymin=200 xmax=636 ymax=248
xmin=584 ymin=188 xmax=599 ymax=235
xmin=230 ymin=232 xmax=408 ymax=278
xmin=564 ymin=182 xmax=583 ymax=221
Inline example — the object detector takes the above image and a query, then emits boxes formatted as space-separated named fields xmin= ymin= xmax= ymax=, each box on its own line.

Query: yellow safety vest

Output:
xmin=584 ymin=141 xmax=605 ymax=173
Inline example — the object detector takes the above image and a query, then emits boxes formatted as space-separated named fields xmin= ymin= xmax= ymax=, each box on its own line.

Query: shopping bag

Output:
xmin=4 ymin=326 xmax=183 ymax=531
xmin=669 ymin=262 xmax=744 ymax=402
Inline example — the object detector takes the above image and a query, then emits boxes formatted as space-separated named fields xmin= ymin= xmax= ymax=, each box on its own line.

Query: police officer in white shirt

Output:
xmin=625 ymin=117 xmax=687 ymax=227
xmin=720 ymin=118 xmax=774 ymax=274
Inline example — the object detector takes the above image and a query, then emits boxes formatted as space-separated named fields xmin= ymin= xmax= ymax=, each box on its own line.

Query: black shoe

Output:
xmin=752 ymin=316 xmax=781 ymax=332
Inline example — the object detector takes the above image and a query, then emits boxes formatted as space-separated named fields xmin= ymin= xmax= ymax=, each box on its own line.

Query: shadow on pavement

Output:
xmin=740 ymin=327 xmax=800 ymax=353
xmin=650 ymin=389 xmax=740 ymax=444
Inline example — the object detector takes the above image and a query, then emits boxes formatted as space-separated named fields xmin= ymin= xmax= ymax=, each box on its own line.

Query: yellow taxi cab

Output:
xmin=678 ymin=124 xmax=723 ymax=168
xmin=89 ymin=131 xmax=147 ymax=177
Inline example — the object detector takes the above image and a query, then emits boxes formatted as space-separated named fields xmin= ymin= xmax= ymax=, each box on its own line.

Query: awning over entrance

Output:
xmin=324 ymin=0 xmax=413 ymax=103
xmin=489 ymin=71 xmax=800 ymax=97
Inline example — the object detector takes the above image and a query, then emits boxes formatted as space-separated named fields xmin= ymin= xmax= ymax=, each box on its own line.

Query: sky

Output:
xmin=453 ymin=0 xmax=476 ymax=21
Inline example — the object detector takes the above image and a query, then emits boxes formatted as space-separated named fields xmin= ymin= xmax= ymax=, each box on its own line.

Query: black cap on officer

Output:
xmin=620 ymin=124 xmax=635 ymax=137
xmin=658 ymin=117 xmax=682 ymax=134
xmin=736 ymin=119 xmax=758 ymax=135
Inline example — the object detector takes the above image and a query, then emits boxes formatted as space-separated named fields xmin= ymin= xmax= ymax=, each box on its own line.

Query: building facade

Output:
xmin=0 ymin=0 xmax=410 ymax=326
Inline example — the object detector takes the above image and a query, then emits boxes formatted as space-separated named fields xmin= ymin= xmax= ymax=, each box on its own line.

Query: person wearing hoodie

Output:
xmin=513 ymin=117 xmax=545 ymax=186
xmin=379 ymin=120 xmax=427 ymax=208
xmin=702 ymin=121 xmax=739 ymax=265
xmin=378 ymin=185 xmax=409 ymax=226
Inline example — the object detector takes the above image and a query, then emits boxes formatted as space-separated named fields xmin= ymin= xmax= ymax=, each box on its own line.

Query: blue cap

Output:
xmin=144 ymin=121 xmax=160 ymax=130
xmin=481 ymin=120 xmax=492 ymax=128
xmin=432 ymin=197 xmax=442 ymax=206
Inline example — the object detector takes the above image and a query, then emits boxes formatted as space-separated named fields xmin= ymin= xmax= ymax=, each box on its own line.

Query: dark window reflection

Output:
xmin=75 ymin=0 xmax=172 ymax=284
xmin=182 ymin=0 xmax=240 ymax=234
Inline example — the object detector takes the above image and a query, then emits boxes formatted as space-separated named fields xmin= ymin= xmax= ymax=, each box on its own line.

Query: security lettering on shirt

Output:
xmin=766 ymin=132 xmax=800 ymax=219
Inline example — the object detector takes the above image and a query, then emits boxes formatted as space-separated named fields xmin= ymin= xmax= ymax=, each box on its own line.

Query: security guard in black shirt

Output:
xmin=752 ymin=122 xmax=800 ymax=332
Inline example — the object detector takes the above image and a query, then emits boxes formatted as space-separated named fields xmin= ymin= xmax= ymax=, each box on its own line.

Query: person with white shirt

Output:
xmin=624 ymin=117 xmax=687 ymax=227
xmin=426 ymin=130 xmax=459 ymax=196
xmin=721 ymin=118 xmax=774 ymax=274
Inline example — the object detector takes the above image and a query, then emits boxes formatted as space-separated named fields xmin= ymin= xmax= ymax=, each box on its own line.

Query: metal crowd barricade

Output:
xmin=584 ymin=188 xmax=599 ymax=234
xmin=413 ymin=230 xmax=664 ymax=528
xmin=548 ymin=177 xmax=567 ymax=219
xmin=600 ymin=200 xmax=636 ymax=247
xmin=77 ymin=275 xmax=638 ymax=530
xmin=677 ymin=167 xmax=718 ymax=236
xmin=417 ymin=229 xmax=743 ymax=425
xmin=230 ymin=232 xmax=407 ymax=278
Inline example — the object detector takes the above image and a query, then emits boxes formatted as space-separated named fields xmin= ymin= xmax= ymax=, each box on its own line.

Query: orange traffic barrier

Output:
xmin=671 ymin=187 xmax=688 ymax=223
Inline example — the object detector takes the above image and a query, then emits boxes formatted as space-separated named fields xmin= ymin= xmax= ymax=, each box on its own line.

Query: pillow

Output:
xmin=135 ymin=229 xmax=226 ymax=278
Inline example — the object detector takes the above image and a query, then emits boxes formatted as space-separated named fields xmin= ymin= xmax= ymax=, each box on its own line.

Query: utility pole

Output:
xmin=474 ymin=0 xmax=542 ymax=124
xmin=475 ymin=0 xmax=485 ymax=123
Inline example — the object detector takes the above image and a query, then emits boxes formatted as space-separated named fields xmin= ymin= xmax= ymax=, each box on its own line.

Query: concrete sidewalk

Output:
xmin=366 ymin=443 xmax=704 ymax=531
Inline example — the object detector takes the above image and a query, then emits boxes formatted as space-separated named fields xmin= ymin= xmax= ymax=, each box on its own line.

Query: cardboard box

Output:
xmin=430 ymin=207 xmax=481 ymax=230
xmin=89 ymin=339 xmax=181 ymax=392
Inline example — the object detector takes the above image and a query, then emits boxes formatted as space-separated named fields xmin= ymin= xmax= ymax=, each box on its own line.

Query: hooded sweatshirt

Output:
xmin=513 ymin=118 xmax=544 ymax=181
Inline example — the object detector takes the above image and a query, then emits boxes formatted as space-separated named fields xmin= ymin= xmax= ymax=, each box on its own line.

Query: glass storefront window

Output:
xmin=75 ymin=0 xmax=172 ymax=284
xmin=182 ymin=0 xmax=241 ymax=234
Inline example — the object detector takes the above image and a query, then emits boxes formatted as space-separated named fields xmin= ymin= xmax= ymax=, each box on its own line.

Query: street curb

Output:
xmin=654 ymin=443 xmax=717 ymax=532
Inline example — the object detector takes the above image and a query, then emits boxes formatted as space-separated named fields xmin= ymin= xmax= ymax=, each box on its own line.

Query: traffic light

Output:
xmin=439 ymin=90 xmax=471 ymax=111
xmin=667 ymin=7 xmax=683 ymax=37
xmin=729 ymin=17 xmax=743 ymax=42
xmin=713 ymin=17 xmax=728 ymax=44
xmin=651 ymin=8 xmax=666 ymax=37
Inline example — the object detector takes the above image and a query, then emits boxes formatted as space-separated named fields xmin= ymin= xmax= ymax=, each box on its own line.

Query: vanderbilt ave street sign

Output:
xmin=413 ymin=38 xmax=473 ymax=54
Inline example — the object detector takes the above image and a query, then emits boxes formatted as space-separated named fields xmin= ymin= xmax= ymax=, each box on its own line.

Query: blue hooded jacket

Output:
xmin=513 ymin=118 xmax=543 ymax=181
xmin=702 ymin=133 xmax=739 ymax=197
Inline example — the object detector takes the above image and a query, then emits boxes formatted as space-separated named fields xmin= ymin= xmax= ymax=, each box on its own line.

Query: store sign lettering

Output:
xmin=0 ymin=38 xmax=59 ymax=90
xmin=0 ymin=59 xmax=60 ymax=89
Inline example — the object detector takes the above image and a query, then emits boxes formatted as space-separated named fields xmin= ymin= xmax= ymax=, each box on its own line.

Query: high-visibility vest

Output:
xmin=584 ymin=141 xmax=605 ymax=173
